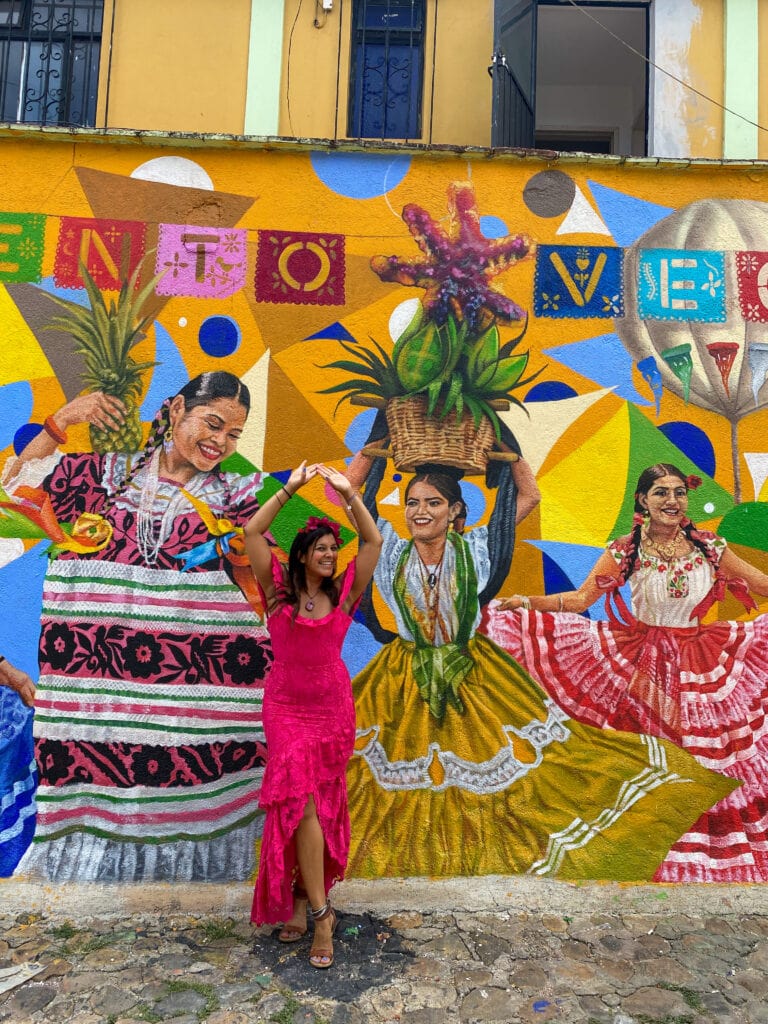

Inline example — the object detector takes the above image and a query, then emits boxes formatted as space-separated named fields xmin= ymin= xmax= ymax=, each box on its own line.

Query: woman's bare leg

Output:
xmin=296 ymin=795 xmax=335 ymax=965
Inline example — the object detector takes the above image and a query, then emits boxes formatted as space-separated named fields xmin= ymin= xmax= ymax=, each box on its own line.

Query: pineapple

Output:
xmin=47 ymin=260 xmax=160 ymax=453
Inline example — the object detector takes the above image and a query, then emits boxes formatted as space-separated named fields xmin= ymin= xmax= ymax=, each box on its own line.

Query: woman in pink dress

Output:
xmin=486 ymin=462 xmax=768 ymax=882
xmin=245 ymin=461 xmax=382 ymax=969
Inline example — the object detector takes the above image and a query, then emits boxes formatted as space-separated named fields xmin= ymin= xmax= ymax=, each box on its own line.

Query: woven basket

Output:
xmin=385 ymin=395 xmax=496 ymax=475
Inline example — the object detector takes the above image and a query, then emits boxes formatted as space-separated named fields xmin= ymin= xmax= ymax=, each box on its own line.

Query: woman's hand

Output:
xmin=496 ymin=595 xmax=528 ymax=611
xmin=0 ymin=659 xmax=35 ymax=707
xmin=316 ymin=464 xmax=355 ymax=502
xmin=284 ymin=461 xmax=318 ymax=496
xmin=55 ymin=392 xmax=127 ymax=433
xmin=317 ymin=464 xmax=356 ymax=503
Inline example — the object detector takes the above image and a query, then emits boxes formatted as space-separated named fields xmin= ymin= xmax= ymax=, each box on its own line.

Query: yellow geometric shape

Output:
xmin=0 ymin=286 xmax=54 ymax=384
xmin=538 ymin=404 xmax=630 ymax=547
xmin=498 ymin=388 xmax=614 ymax=475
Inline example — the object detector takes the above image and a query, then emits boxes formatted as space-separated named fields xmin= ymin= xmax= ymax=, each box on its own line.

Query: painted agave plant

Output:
xmin=319 ymin=308 xmax=538 ymax=441
xmin=319 ymin=180 xmax=538 ymax=443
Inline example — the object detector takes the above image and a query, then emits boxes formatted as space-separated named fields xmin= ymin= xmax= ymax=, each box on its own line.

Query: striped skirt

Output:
xmin=26 ymin=557 xmax=269 ymax=881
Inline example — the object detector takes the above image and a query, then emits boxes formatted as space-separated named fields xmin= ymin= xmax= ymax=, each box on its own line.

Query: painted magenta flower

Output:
xmin=371 ymin=181 xmax=533 ymax=332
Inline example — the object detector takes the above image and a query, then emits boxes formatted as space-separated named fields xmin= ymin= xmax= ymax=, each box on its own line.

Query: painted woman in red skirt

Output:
xmin=245 ymin=461 xmax=382 ymax=969
xmin=486 ymin=462 xmax=768 ymax=882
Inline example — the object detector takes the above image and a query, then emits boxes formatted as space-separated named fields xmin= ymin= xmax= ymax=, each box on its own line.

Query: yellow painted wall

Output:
xmin=430 ymin=0 xmax=493 ymax=147
xmin=277 ymin=0 xmax=493 ymax=145
xmin=652 ymin=0 xmax=724 ymax=158
xmin=103 ymin=0 xmax=251 ymax=133
xmin=688 ymin=0 xmax=725 ymax=158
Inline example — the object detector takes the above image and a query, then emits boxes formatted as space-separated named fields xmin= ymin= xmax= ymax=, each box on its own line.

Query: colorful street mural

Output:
xmin=1 ymin=141 xmax=768 ymax=885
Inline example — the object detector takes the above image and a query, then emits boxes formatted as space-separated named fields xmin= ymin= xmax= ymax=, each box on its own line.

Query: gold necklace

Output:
xmin=645 ymin=526 xmax=681 ymax=562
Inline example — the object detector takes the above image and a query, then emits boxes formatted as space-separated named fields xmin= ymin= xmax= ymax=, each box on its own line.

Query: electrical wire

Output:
xmin=285 ymin=0 xmax=305 ymax=137
xmin=559 ymin=0 xmax=768 ymax=133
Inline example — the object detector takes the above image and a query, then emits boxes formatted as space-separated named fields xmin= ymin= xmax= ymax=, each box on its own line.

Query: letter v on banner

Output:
xmin=533 ymin=245 xmax=624 ymax=319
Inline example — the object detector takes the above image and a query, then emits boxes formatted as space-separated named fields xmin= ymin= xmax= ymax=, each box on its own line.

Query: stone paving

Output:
xmin=1 ymin=878 xmax=768 ymax=1023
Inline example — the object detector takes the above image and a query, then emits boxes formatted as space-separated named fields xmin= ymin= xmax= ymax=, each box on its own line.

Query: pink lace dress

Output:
xmin=251 ymin=554 xmax=358 ymax=925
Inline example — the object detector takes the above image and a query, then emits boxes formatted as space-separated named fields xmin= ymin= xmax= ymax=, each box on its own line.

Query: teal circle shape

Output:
xmin=310 ymin=151 xmax=411 ymax=199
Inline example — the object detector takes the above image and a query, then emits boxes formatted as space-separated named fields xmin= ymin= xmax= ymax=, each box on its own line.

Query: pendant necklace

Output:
xmin=416 ymin=549 xmax=443 ymax=592
xmin=414 ymin=548 xmax=444 ymax=645
xmin=303 ymin=586 xmax=322 ymax=611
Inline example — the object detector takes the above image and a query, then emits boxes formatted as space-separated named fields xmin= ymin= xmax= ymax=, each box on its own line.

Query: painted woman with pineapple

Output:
xmin=3 ymin=371 xmax=270 ymax=882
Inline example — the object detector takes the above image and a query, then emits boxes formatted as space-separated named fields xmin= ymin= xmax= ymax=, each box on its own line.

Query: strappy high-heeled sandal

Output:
xmin=308 ymin=899 xmax=337 ymax=969
xmin=277 ymin=887 xmax=308 ymax=943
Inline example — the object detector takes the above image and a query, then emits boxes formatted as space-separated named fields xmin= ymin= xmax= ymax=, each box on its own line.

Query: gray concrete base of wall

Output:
xmin=2 ymin=874 xmax=768 ymax=921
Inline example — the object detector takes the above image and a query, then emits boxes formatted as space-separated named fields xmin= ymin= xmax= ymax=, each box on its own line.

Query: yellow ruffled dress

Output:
xmin=346 ymin=522 xmax=737 ymax=880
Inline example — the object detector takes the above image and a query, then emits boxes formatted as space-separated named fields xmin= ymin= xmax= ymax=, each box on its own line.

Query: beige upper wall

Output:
xmin=102 ymin=0 xmax=252 ymax=133
xmin=277 ymin=0 xmax=493 ymax=147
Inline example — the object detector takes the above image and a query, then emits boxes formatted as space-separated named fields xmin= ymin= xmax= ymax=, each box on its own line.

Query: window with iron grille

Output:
xmin=348 ymin=0 xmax=424 ymax=140
xmin=0 ymin=0 xmax=102 ymax=127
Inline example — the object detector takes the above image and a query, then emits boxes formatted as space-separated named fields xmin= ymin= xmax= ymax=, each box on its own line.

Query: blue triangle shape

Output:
xmin=544 ymin=333 xmax=651 ymax=406
xmin=304 ymin=322 xmax=357 ymax=342
xmin=587 ymin=181 xmax=673 ymax=247
xmin=528 ymin=540 xmax=632 ymax=621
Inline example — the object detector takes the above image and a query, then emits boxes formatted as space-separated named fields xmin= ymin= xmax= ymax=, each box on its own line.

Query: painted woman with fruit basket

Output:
xmin=328 ymin=183 xmax=738 ymax=880
xmin=1 ymin=265 xmax=268 ymax=882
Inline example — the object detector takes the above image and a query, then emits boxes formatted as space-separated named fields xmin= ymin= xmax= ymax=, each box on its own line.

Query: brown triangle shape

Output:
xmin=263 ymin=360 xmax=349 ymax=470
xmin=5 ymin=283 xmax=87 ymax=400
xmin=75 ymin=166 xmax=256 ymax=228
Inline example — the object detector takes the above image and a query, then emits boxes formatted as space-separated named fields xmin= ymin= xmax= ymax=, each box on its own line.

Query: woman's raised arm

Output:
xmin=7 ymin=392 xmax=126 ymax=477
xmin=316 ymin=464 xmax=383 ymax=611
xmin=498 ymin=550 xmax=620 ymax=614
xmin=244 ymin=461 xmax=318 ymax=602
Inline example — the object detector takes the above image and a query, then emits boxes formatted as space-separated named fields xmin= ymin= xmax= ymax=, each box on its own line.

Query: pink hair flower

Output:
xmin=300 ymin=516 xmax=341 ymax=544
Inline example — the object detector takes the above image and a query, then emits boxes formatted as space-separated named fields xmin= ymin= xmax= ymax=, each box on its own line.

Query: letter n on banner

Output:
xmin=0 ymin=212 xmax=45 ymax=282
xmin=155 ymin=225 xmax=247 ymax=299
xmin=735 ymin=251 xmax=768 ymax=322
xmin=55 ymin=218 xmax=147 ymax=289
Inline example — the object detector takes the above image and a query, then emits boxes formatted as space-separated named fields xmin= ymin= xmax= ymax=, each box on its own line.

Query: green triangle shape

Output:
xmin=717 ymin=503 xmax=768 ymax=552
xmin=221 ymin=452 xmax=354 ymax=551
xmin=609 ymin=405 xmax=734 ymax=538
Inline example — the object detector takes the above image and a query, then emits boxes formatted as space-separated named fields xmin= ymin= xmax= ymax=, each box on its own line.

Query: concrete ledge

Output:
xmin=2 ymin=874 xmax=768 ymax=920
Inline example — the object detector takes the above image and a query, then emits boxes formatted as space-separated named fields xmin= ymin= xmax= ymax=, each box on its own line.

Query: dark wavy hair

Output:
xmin=280 ymin=522 xmax=341 ymax=617
xmin=615 ymin=462 xmax=716 ymax=584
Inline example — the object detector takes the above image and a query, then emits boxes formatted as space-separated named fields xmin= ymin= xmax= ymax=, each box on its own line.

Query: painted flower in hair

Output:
xmin=686 ymin=474 xmax=703 ymax=490
xmin=370 ymin=181 xmax=533 ymax=333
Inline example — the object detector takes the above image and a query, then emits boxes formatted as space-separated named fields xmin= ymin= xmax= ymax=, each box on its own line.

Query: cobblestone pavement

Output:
xmin=1 ymin=878 xmax=768 ymax=1023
